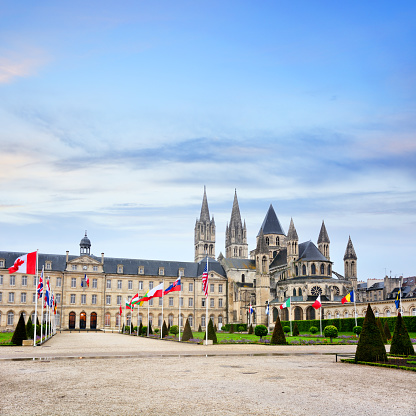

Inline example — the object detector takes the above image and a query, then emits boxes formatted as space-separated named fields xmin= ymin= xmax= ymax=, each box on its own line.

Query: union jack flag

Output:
xmin=202 ymin=258 xmax=208 ymax=298
xmin=37 ymin=270 xmax=44 ymax=299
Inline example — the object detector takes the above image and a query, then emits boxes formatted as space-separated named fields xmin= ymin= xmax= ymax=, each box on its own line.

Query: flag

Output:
xmin=266 ymin=303 xmax=269 ymax=315
xmin=312 ymin=294 xmax=322 ymax=310
xmin=125 ymin=299 xmax=132 ymax=310
xmin=130 ymin=293 xmax=140 ymax=305
xmin=8 ymin=251 xmax=37 ymax=274
xmin=280 ymin=298 xmax=290 ymax=309
xmin=249 ymin=303 xmax=253 ymax=314
xmin=133 ymin=290 xmax=149 ymax=307
xmin=82 ymin=274 xmax=89 ymax=287
xmin=119 ymin=304 xmax=122 ymax=316
xmin=395 ymin=290 xmax=401 ymax=310
xmin=138 ymin=283 xmax=164 ymax=302
xmin=164 ymin=277 xmax=181 ymax=295
xmin=202 ymin=258 xmax=208 ymax=298
xmin=37 ymin=270 xmax=44 ymax=299
xmin=44 ymin=279 xmax=50 ymax=306
xmin=341 ymin=290 xmax=354 ymax=304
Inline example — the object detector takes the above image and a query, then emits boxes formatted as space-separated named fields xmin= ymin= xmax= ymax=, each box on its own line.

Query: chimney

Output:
xmin=66 ymin=251 xmax=69 ymax=263
xmin=101 ymin=253 xmax=104 ymax=264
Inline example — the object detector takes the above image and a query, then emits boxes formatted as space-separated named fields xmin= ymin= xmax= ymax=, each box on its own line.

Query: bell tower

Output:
xmin=344 ymin=236 xmax=357 ymax=288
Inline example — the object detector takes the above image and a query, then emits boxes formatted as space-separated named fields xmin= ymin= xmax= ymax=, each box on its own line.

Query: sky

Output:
xmin=1 ymin=1 xmax=415 ymax=281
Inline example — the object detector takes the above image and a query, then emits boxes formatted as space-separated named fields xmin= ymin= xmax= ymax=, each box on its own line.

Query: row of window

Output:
xmin=0 ymin=292 xmax=62 ymax=304
xmin=295 ymin=263 xmax=331 ymax=276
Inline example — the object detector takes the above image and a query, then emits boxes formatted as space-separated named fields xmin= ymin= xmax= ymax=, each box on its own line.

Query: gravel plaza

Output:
xmin=0 ymin=332 xmax=414 ymax=416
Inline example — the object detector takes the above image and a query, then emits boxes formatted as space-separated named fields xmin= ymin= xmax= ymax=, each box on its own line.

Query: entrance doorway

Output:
xmin=69 ymin=312 xmax=76 ymax=329
xmin=90 ymin=312 xmax=97 ymax=330
xmin=80 ymin=312 xmax=86 ymax=329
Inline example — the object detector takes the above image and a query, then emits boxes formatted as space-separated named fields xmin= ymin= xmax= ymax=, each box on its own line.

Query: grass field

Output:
xmin=0 ymin=332 xmax=13 ymax=344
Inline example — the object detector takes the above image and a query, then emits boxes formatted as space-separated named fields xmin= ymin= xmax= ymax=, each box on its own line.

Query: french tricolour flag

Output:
xmin=164 ymin=277 xmax=181 ymax=295
xmin=8 ymin=251 xmax=37 ymax=274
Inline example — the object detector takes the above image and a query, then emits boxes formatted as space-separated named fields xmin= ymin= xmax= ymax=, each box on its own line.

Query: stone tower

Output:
xmin=255 ymin=229 xmax=270 ymax=326
xmin=256 ymin=204 xmax=286 ymax=261
xmin=344 ymin=236 xmax=357 ymax=287
xmin=194 ymin=187 xmax=216 ymax=262
xmin=80 ymin=231 xmax=91 ymax=256
xmin=317 ymin=220 xmax=330 ymax=260
xmin=286 ymin=218 xmax=299 ymax=278
xmin=225 ymin=190 xmax=248 ymax=259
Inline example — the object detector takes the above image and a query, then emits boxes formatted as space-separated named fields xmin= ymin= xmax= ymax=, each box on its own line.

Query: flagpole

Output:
xmin=124 ymin=299 xmax=126 ymax=331
xmin=178 ymin=277 xmax=181 ymax=342
xmin=161 ymin=279 xmax=164 ymax=339
xmin=399 ymin=277 xmax=402 ymax=314
xmin=40 ymin=268 xmax=45 ymax=344
xmin=353 ymin=290 xmax=357 ymax=327
xmin=319 ymin=305 xmax=322 ymax=336
xmin=289 ymin=296 xmax=292 ymax=336
xmin=34 ymin=251 xmax=39 ymax=346
xmin=136 ymin=305 xmax=139 ymax=336
xmin=206 ymin=257 xmax=209 ymax=345
xmin=147 ymin=299 xmax=150 ymax=337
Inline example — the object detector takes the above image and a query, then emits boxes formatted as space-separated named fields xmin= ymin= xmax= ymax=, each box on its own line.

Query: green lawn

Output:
xmin=0 ymin=332 xmax=13 ymax=344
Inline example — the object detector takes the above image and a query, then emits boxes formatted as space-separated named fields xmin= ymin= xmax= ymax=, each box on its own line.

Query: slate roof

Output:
xmin=0 ymin=251 xmax=226 ymax=278
xmin=367 ymin=282 xmax=384 ymax=291
xmin=199 ymin=186 xmax=211 ymax=222
xmin=317 ymin=221 xmax=330 ymax=244
xmin=298 ymin=241 xmax=328 ymax=262
xmin=287 ymin=218 xmax=298 ymax=240
xmin=269 ymin=248 xmax=287 ymax=268
xmin=344 ymin=236 xmax=357 ymax=260
xmin=220 ymin=258 xmax=256 ymax=270
xmin=257 ymin=204 xmax=285 ymax=236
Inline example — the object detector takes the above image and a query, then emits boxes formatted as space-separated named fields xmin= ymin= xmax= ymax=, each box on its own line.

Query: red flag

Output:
xmin=119 ymin=304 xmax=122 ymax=316
xmin=8 ymin=252 xmax=36 ymax=274
xmin=312 ymin=294 xmax=322 ymax=310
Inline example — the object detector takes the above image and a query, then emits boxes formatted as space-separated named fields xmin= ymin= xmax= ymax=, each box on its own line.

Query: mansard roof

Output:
xmin=257 ymin=204 xmax=285 ymax=237
xmin=317 ymin=221 xmax=330 ymax=244
xmin=298 ymin=241 xmax=328 ymax=262
xmin=343 ymin=236 xmax=357 ymax=260
xmin=0 ymin=251 xmax=227 ymax=278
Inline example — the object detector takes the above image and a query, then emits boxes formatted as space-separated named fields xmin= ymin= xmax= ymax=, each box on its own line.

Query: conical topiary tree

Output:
xmin=182 ymin=318 xmax=193 ymax=342
xmin=248 ymin=324 xmax=253 ymax=334
xmin=26 ymin=316 xmax=33 ymax=340
xmin=11 ymin=313 xmax=27 ymax=346
xmin=204 ymin=318 xmax=218 ymax=344
xmin=390 ymin=312 xmax=415 ymax=356
xmin=138 ymin=322 xmax=143 ymax=337
xmin=293 ymin=322 xmax=299 ymax=337
xmin=162 ymin=320 xmax=169 ymax=338
xmin=383 ymin=320 xmax=392 ymax=341
xmin=377 ymin=318 xmax=387 ymax=344
xmin=270 ymin=314 xmax=287 ymax=345
xmin=229 ymin=323 xmax=234 ymax=333
xmin=355 ymin=304 xmax=387 ymax=363
xmin=198 ymin=324 xmax=202 ymax=332
xmin=148 ymin=322 xmax=153 ymax=335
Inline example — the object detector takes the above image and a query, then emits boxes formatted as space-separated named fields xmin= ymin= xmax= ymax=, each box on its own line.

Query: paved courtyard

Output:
xmin=0 ymin=332 xmax=414 ymax=416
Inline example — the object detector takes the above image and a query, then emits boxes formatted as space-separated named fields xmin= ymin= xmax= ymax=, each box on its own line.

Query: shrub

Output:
xmin=229 ymin=324 xmax=234 ymax=333
xmin=283 ymin=326 xmax=290 ymax=334
xmin=162 ymin=320 xmax=169 ymax=338
xmin=248 ymin=324 xmax=253 ymax=334
xmin=323 ymin=325 xmax=338 ymax=342
xmin=182 ymin=318 xmax=193 ymax=342
xmin=238 ymin=325 xmax=245 ymax=332
xmin=154 ymin=328 xmax=160 ymax=334
xmin=383 ymin=320 xmax=392 ymax=341
xmin=204 ymin=318 xmax=217 ymax=344
xmin=170 ymin=325 xmax=179 ymax=336
xmin=148 ymin=322 xmax=153 ymax=335
xmin=138 ymin=323 xmax=143 ymax=336
xmin=377 ymin=318 xmax=387 ymax=344
xmin=141 ymin=326 xmax=147 ymax=336
xmin=121 ymin=324 xmax=125 ymax=334
xmin=11 ymin=313 xmax=27 ymax=346
xmin=355 ymin=304 xmax=387 ymax=363
xmin=198 ymin=324 xmax=202 ymax=332
xmin=26 ymin=316 xmax=33 ymax=340
xmin=130 ymin=322 xmax=134 ymax=333
xmin=309 ymin=326 xmax=318 ymax=334
xmin=353 ymin=326 xmax=362 ymax=336
xmin=390 ymin=312 xmax=415 ymax=356
xmin=255 ymin=325 xmax=268 ymax=340
xmin=270 ymin=315 xmax=287 ymax=345
xmin=292 ymin=322 xmax=299 ymax=336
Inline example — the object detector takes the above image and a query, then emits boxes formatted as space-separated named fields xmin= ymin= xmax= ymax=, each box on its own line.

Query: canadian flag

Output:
xmin=312 ymin=294 xmax=322 ymax=310
xmin=8 ymin=252 xmax=37 ymax=274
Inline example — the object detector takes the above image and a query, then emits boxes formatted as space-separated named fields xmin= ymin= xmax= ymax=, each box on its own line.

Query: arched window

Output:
xmin=158 ymin=314 xmax=163 ymax=327
xmin=116 ymin=314 xmax=121 ymax=326
xmin=386 ymin=310 xmax=391 ymax=317
xmin=188 ymin=315 xmax=193 ymax=327
xmin=168 ymin=314 xmax=174 ymax=327
xmin=234 ymin=248 xmax=237 ymax=256
xmin=293 ymin=288 xmax=296 ymax=296
xmin=210 ymin=315 xmax=215 ymax=325
xmin=265 ymin=237 xmax=269 ymax=245
xmin=276 ymin=237 xmax=279 ymax=246
xmin=262 ymin=256 xmax=267 ymax=272
xmin=179 ymin=314 xmax=184 ymax=327
xmin=298 ymin=288 xmax=302 ymax=296
xmin=412 ymin=308 xmax=416 ymax=317
xmin=7 ymin=311 xmax=14 ymax=326
xmin=311 ymin=264 xmax=316 ymax=275
xmin=328 ymin=265 xmax=331 ymax=275
xmin=148 ymin=314 xmax=153 ymax=326
xmin=241 ymin=274 xmax=245 ymax=283
xmin=302 ymin=265 xmax=306 ymax=275
xmin=105 ymin=312 xmax=111 ymax=327
xmin=55 ymin=312 xmax=60 ymax=327
xmin=239 ymin=248 xmax=242 ymax=257
xmin=201 ymin=315 xmax=206 ymax=327
xmin=295 ymin=266 xmax=299 ymax=276
xmin=320 ymin=264 xmax=325 ymax=274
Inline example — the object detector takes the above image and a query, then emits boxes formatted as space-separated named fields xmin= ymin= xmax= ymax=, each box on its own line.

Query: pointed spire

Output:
xmin=318 ymin=220 xmax=330 ymax=244
xmin=256 ymin=229 xmax=269 ymax=254
xmin=199 ymin=186 xmax=210 ymax=222
xmin=229 ymin=189 xmax=242 ymax=226
xmin=344 ymin=236 xmax=357 ymax=260
xmin=257 ymin=204 xmax=285 ymax=236
xmin=287 ymin=218 xmax=298 ymax=240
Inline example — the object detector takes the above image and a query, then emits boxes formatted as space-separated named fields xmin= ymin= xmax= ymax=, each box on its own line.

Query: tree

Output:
xmin=309 ymin=326 xmax=318 ymax=334
xmin=12 ymin=313 xmax=27 ymax=346
xmin=270 ymin=315 xmax=287 ymax=345
xmin=390 ymin=312 xmax=415 ymax=356
xmin=204 ymin=318 xmax=218 ymax=344
xmin=376 ymin=318 xmax=387 ymax=344
xmin=121 ymin=323 xmax=125 ymax=334
xmin=229 ymin=324 xmax=234 ymax=333
xmin=383 ymin=320 xmax=392 ymax=341
xmin=148 ymin=322 xmax=153 ymax=335
xmin=170 ymin=325 xmax=179 ymax=336
xmin=248 ymin=324 xmax=253 ymax=334
xmin=323 ymin=325 xmax=338 ymax=342
xmin=162 ymin=320 xmax=169 ymax=338
xmin=182 ymin=318 xmax=193 ymax=342
xmin=292 ymin=322 xmax=299 ymax=336
xmin=355 ymin=304 xmax=387 ymax=363
xmin=130 ymin=322 xmax=134 ymax=334
xmin=138 ymin=322 xmax=143 ymax=337
xmin=198 ymin=324 xmax=202 ymax=332
xmin=353 ymin=326 xmax=362 ymax=336
xmin=26 ymin=316 xmax=33 ymax=340
xmin=255 ymin=325 xmax=268 ymax=340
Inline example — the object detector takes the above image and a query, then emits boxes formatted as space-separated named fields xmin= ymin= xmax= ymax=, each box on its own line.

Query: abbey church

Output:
xmin=0 ymin=188 xmax=365 ymax=331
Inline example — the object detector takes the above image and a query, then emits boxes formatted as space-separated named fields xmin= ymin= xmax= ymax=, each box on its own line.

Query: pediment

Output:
xmin=68 ymin=255 xmax=101 ymax=265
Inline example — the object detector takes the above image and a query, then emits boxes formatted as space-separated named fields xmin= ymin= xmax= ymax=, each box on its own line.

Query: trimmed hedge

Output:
xmin=222 ymin=323 xmax=247 ymax=332
xmin=281 ymin=316 xmax=416 ymax=333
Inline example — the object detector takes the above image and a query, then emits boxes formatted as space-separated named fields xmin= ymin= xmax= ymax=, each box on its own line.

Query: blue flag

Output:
xmin=394 ymin=290 xmax=400 ymax=310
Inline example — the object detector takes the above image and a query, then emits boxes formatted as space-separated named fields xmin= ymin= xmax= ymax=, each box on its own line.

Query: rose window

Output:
xmin=311 ymin=286 xmax=322 ymax=296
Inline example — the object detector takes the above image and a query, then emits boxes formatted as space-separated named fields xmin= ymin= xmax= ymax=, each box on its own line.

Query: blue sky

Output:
xmin=1 ymin=1 xmax=415 ymax=280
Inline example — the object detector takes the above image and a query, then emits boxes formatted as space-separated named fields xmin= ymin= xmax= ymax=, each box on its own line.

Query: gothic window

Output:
xmin=295 ymin=266 xmax=299 ymax=276
xmin=320 ymin=264 xmax=325 ymax=275
xmin=311 ymin=264 xmax=316 ymax=275
xmin=241 ymin=274 xmax=245 ymax=283
xmin=311 ymin=286 xmax=322 ymax=296
xmin=293 ymin=288 xmax=296 ymax=296
xmin=276 ymin=237 xmax=279 ymax=246
xmin=328 ymin=265 xmax=331 ymax=275
xmin=239 ymin=248 xmax=242 ymax=257
xmin=234 ymin=248 xmax=237 ymax=256
xmin=265 ymin=237 xmax=269 ymax=245
xmin=298 ymin=288 xmax=302 ymax=296
xmin=302 ymin=265 xmax=306 ymax=275
xmin=262 ymin=256 xmax=267 ymax=272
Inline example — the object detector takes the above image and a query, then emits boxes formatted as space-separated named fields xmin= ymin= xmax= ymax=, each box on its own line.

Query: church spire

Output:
xmin=199 ymin=185 xmax=210 ymax=223
xmin=225 ymin=189 xmax=248 ymax=258
xmin=317 ymin=220 xmax=330 ymax=260
xmin=344 ymin=236 xmax=357 ymax=282
xmin=194 ymin=187 xmax=215 ymax=262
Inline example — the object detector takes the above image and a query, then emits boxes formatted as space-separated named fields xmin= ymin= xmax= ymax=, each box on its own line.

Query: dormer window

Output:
xmin=138 ymin=266 xmax=144 ymax=275
xmin=0 ymin=259 xmax=5 ymax=268
xmin=117 ymin=265 xmax=123 ymax=274
xmin=159 ymin=267 xmax=164 ymax=276
xmin=179 ymin=268 xmax=184 ymax=277
xmin=45 ymin=261 xmax=52 ymax=270
xmin=72 ymin=265 xmax=77 ymax=271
